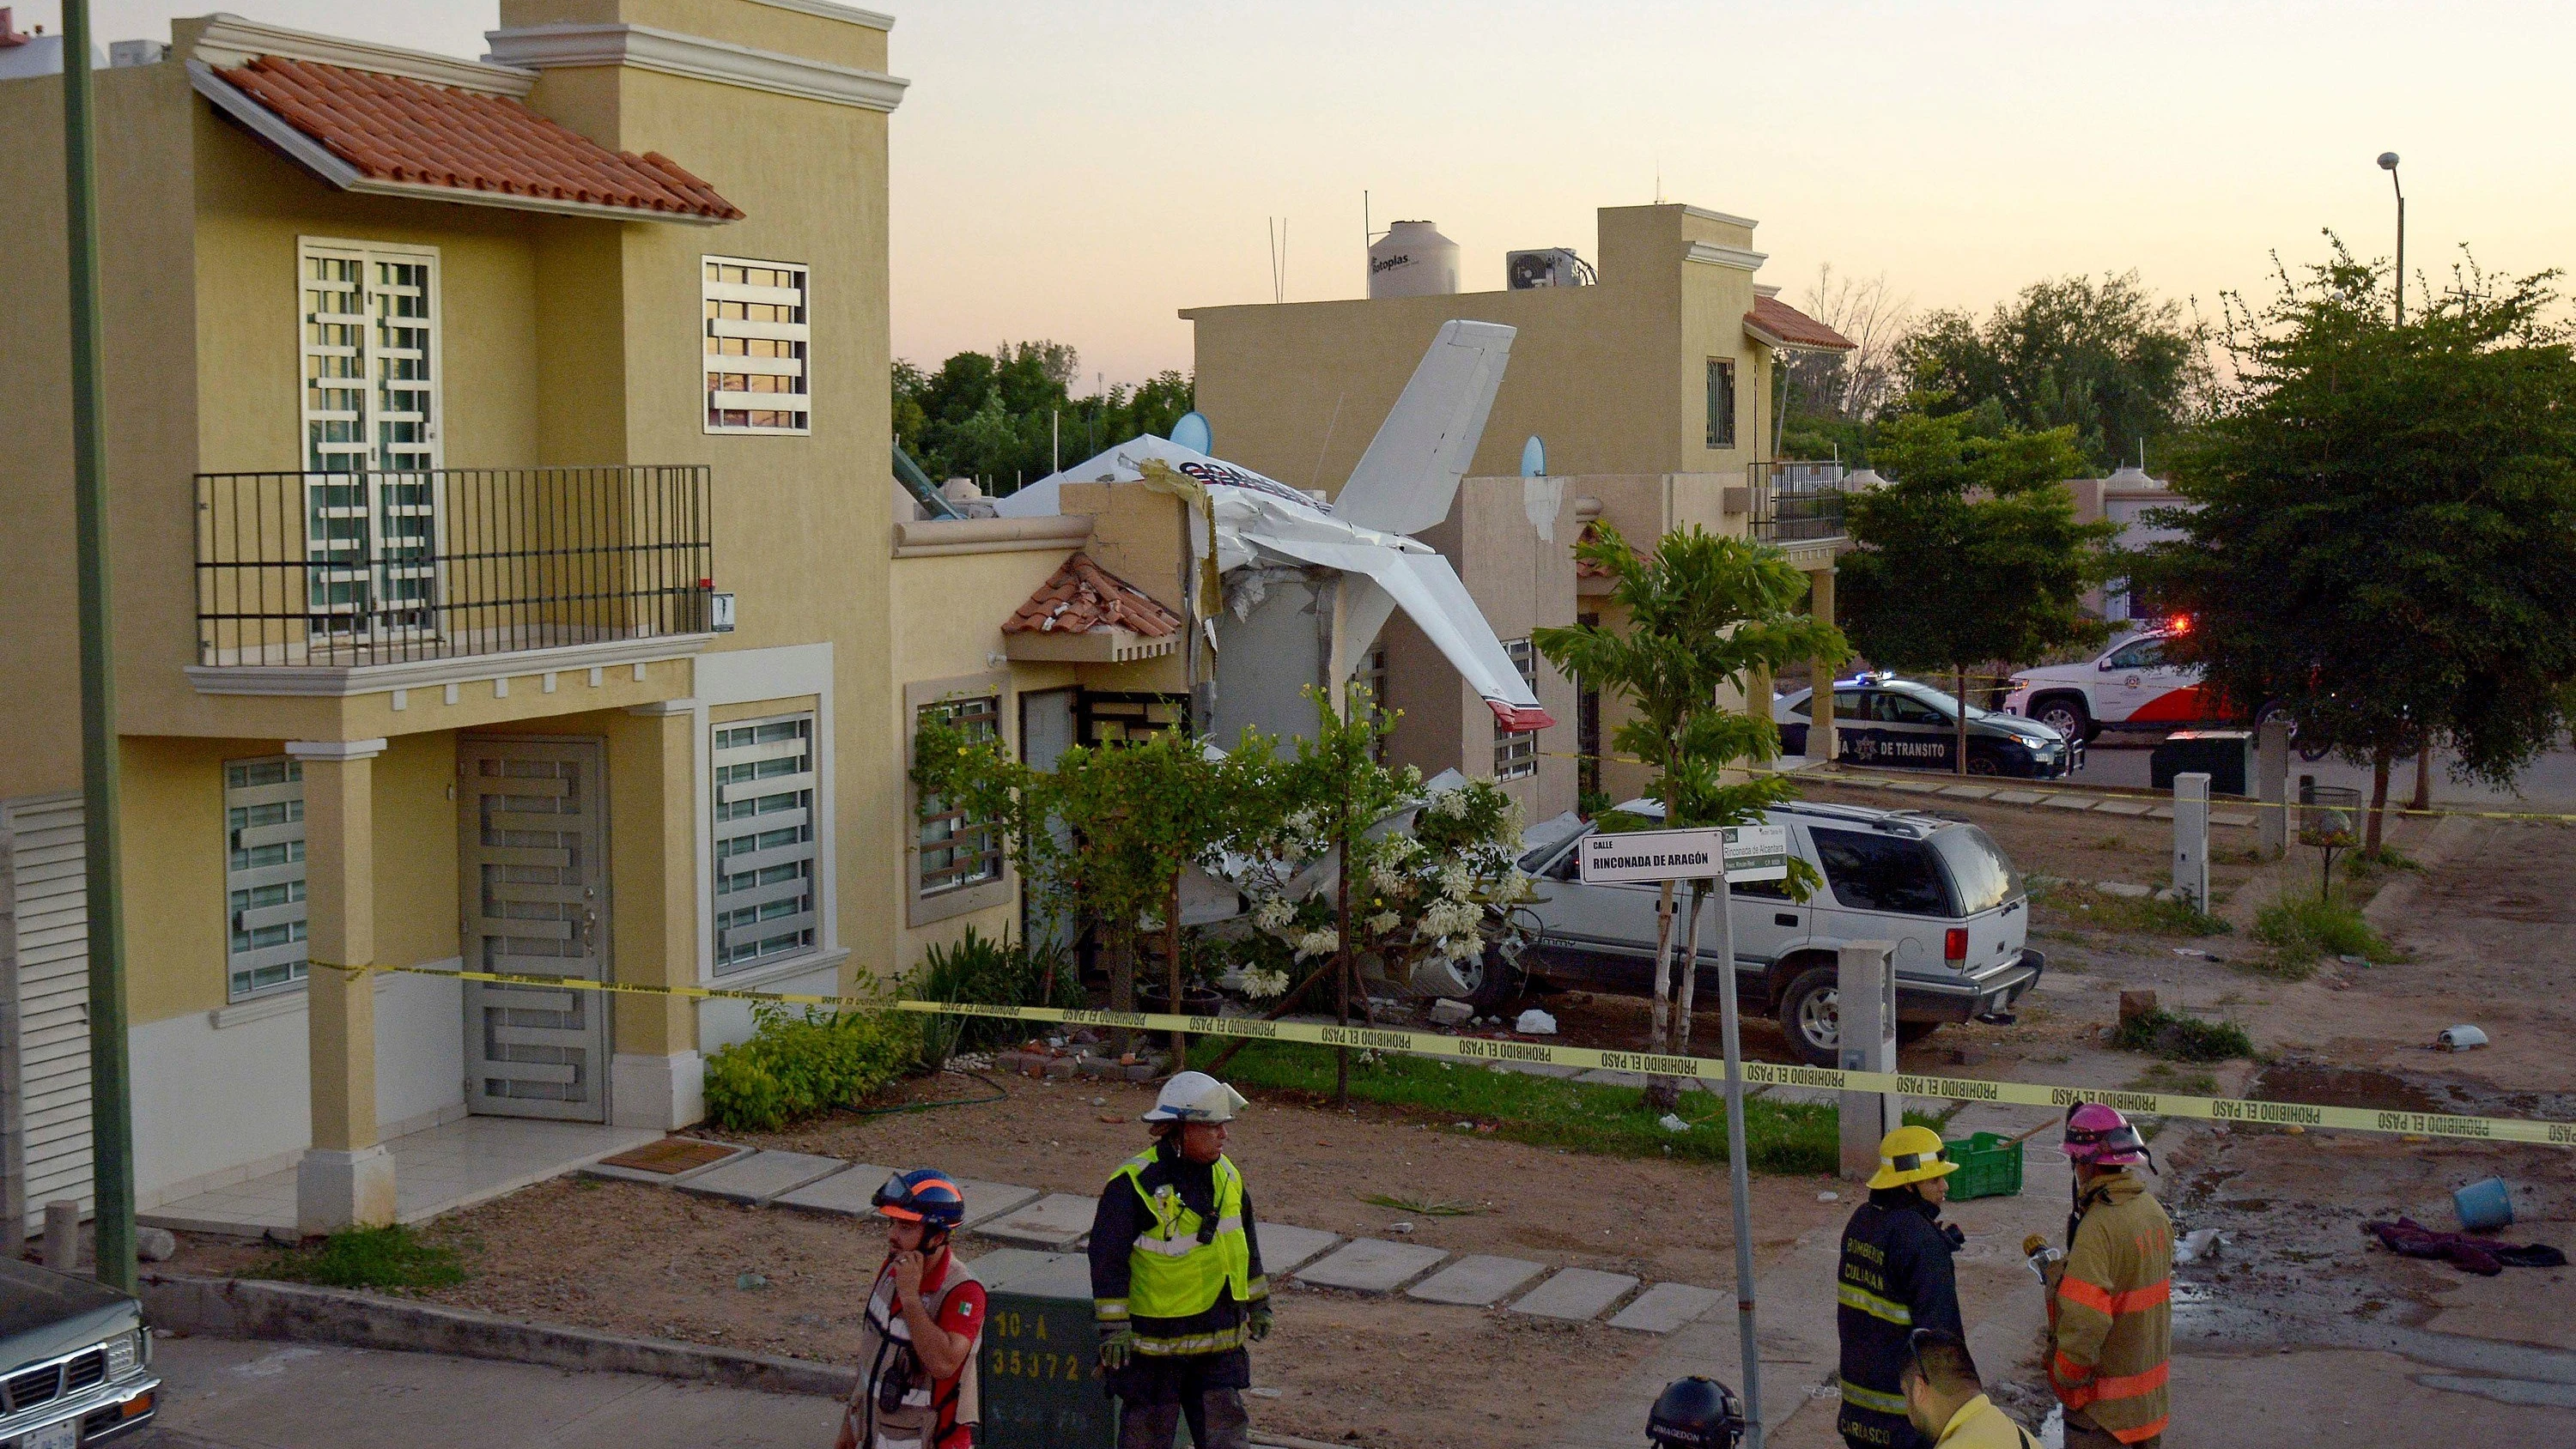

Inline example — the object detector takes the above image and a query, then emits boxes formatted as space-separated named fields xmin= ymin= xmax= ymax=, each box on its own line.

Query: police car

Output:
xmin=1774 ymin=674 xmax=2081 ymax=779
xmin=1999 ymin=622 xmax=2217 ymax=743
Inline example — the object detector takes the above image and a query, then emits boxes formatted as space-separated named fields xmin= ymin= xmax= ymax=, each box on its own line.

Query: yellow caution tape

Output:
xmin=322 ymin=961 xmax=2576 ymax=1149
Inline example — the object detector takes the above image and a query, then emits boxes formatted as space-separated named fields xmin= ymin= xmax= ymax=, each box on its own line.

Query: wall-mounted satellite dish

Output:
xmin=1170 ymin=410 xmax=1213 ymax=455
xmin=1521 ymin=435 xmax=1546 ymax=477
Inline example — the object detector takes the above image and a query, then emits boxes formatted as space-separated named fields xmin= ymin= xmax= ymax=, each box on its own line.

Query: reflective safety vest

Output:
xmin=1106 ymin=1148 xmax=1252 ymax=1353
xmin=1835 ymin=1189 xmax=1965 ymax=1447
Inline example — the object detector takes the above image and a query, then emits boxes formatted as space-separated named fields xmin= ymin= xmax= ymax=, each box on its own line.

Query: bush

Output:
xmin=2111 ymin=1007 xmax=2254 ymax=1063
xmin=911 ymin=927 xmax=1083 ymax=1058
xmin=252 ymin=1224 xmax=464 ymax=1291
xmin=703 ymin=999 xmax=920 ymax=1133
xmin=2250 ymin=894 xmax=2386 ymax=978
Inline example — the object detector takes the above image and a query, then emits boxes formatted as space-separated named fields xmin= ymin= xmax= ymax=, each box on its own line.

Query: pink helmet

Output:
xmin=2063 ymin=1103 xmax=2149 ymax=1166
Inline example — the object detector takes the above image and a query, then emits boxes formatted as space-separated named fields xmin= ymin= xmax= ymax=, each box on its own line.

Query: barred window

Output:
xmin=1494 ymin=639 xmax=1540 ymax=781
xmin=713 ymin=715 xmax=817 ymax=970
xmin=224 ymin=758 xmax=307 ymax=1001
xmin=1706 ymin=357 xmax=1737 ymax=450
xmin=919 ymin=696 xmax=1004 ymax=895
xmin=703 ymin=257 xmax=811 ymax=434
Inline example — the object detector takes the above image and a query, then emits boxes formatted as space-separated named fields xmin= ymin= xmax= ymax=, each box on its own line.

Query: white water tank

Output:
xmin=1368 ymin=220 xmax=1461 ymax=299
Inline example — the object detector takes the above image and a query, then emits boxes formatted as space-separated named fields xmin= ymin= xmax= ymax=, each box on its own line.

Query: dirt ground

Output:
xmin=171 ymin=782 xmax=2576 ymax=1446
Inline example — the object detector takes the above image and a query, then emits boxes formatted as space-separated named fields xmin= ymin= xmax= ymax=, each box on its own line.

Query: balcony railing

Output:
xmin=196 ymin=465 xmax=713 ymax=669
xmin=1747 ymin=461 xmax=1850 ymax=545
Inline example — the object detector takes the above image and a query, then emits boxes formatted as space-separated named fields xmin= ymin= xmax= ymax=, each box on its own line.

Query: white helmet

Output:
xmin=1142 ymin=1070 xmax=1249 ymax=1124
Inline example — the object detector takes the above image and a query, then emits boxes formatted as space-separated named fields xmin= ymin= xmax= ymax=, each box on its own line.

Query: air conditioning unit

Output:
xmin=1505 ymin=248 xmax=1590 ymax=290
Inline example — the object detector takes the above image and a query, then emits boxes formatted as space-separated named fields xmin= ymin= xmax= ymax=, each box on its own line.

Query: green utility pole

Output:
xmin=61 ymin=0 xmax=138 ymax=1294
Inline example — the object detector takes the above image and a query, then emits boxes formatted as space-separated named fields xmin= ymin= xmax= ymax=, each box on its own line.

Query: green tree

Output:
xmin=891 ymin=341 xmax=1195 ymax=492
xmin=1838 ymin=415 xmax=2117 ymax=770
xmin=1535 ymin=527 xmax=1844 ymax=1108
xmin=1903 ymin=272 xmax=2209 ymax=471
xmin=2131 ymin=245 xmax=2576 ymax=848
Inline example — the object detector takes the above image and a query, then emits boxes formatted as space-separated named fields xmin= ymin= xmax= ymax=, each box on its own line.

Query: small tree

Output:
xmin=1839 ymin=414 xmax=2117 ymax=770
xmin=2133 ymin=244 xmax=2576 ymax=848
xmin=1535 ymin=525 xmax=1844 ymax=1108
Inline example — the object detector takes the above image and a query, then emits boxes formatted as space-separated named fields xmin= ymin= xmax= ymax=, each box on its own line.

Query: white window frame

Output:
xmin=297 ymin=238 xmax=444 ymax=639
xmin=1494 ymin=638 xmax=1540 ymax=781
xmin=702 ymin=254 xmax=811 ymax=435
xmin=712 ymin=712 xmax=818 ymax=973
xmin=223 ymin=756 xmax=308 ymax=1002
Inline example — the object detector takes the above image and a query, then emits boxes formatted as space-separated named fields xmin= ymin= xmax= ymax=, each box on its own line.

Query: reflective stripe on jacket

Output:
xmin=849 ymin=1254 xmax=981 ymax=1449
xmin=1836 ymin=1187 xmax=1965 ymax=1448
xmin=1091 ymin=1144 xmax=1265 ymax=1358
xmin=2045 ymin=1172 xmax=2173 ymax=1444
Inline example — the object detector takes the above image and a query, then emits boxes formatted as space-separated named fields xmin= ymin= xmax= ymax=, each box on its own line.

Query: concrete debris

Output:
xmin=2434 ymin=1024 xmax=2489 ymax=1051
xmin=1657 ymin=1113 xmax=1692 ymax=1133
xmin=1817 ymin=1191 xmax=1841 ymax=1203
xmin=1515 ymin=1008 xmax=1558 ymax=1034
xmin=137 ymin=1226 xmax=179 ymax=1263
xmin=1429 ymin=999 xmax=1474 ymax=1026
xmin=2174 ymin=1228 xmax=2227 ymax=1264
xmin=2098 ymin=881 xmax=2154 ymax=899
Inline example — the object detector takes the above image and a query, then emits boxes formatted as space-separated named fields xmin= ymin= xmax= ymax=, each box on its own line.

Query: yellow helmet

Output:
xmin=1867 ymin=1125 xmax=1959 ymax=1191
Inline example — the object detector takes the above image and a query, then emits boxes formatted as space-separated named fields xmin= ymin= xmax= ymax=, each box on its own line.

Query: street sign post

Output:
xmin=1577 ymin=823 xmax=1789 ymax=884
xmin=1573 ymin=818 xmax=1787 ymax=1445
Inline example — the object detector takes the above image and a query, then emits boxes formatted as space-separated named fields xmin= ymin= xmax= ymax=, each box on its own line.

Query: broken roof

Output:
xmin=1745 ymin=294 xmax=1855 ymax=352
xmin=196 ymin=54 xmax=742 ymax=224
xmin=1005 ymin=554 xmax=1183 ymax=640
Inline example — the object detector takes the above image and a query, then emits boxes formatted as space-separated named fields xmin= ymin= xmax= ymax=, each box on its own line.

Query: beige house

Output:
xmin=1185 ymin=203 xmax=1858 ymax=807
xmin=0 ymin=0 xmax=1195 ymax=1239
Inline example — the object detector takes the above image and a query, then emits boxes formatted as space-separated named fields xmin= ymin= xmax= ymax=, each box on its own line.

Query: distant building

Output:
xmin=2068 ymin=464 xmax=2190 ymax=627
xmin=1183 ymin=203 xmax=1861 ymax=808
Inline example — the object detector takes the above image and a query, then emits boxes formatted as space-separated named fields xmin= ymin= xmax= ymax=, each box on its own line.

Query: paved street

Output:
xmin=2069 ymin=735 xmax=2576 ymax=812
xmin=132 ymin=1337 xmax=836 ymax=1449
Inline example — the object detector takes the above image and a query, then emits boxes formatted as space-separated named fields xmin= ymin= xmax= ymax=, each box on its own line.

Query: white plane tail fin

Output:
xmin=1330 ymin=319 xmax=1515 ymax=537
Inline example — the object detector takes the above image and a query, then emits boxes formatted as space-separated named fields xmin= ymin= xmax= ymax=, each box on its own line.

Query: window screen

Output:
xmin=713 ymin=715 xmax=817 ymax=969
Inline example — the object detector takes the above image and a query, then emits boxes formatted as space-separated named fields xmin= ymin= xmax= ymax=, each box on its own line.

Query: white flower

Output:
xmin=1437 ymin=860 xmax=1474 ymax=899
xmin=1368 ymin=858 xmax=1413 ymax=894
xmin=1293 ymin=929 xmax=1341 ymax=961
xmin=1442 ymin=933 xmax=1485 ymax=961
xmin=1425 ymin=789 xmax=1468 ymax=821
xmin=1380 ymin=836 xmax=1423 ymax=862
xmin=1419 ymin=897 xmax=1479 ymax=939
xmin=1284 ymin=808 xmax=1321 ymax=840
xmin=1253 ymin=896 xmax=1294 ymax=931
xmin=1240 ymin=968 xmax=1291 ymax=999
xmin=1367 ymin=911 xmax=1402 ymax=935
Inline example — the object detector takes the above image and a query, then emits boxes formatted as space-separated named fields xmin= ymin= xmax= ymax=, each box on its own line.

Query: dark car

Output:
xmin=1776 ymin=674 xmax=2081 ymax=779
xmin=0 ymin=1258 xmax=159 ymax=1447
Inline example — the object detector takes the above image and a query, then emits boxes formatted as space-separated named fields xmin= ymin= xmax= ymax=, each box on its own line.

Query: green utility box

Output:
xmin=975 ymin=1250 xmax=1118 ymax=1449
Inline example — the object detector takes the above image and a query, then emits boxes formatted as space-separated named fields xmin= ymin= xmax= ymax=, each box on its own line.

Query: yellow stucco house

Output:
xmin=0 ymin=0 xmax=1199 ymax=1238
xmin=1183 ymin=203 xmax=1858 ymax=806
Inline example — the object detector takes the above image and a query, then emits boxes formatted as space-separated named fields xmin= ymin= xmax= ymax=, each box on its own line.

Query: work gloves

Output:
xmin=1247 ymin=1305 xmax=1273 ymax=1343
xmin=1098 ymin=1327 xmax=1136 ymax=1371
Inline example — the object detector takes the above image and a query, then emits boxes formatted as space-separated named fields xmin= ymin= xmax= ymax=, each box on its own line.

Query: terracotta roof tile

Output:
xmin=1573 ymin=519 xmax=1644 ymax=580
xmin=1746 ymin=294 xmax=1855 ymax=351
xmin=215 ymin=55 xmax=744 ymax=221
xmin=1004 ymin=554 xmax=1183 ymax=639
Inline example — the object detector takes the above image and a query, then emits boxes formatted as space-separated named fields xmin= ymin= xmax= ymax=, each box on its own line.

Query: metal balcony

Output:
xmin=194 ymin=465 xmax=713 ymax=670
xmin=1746 ymin=461 xmax=1850 ymax=545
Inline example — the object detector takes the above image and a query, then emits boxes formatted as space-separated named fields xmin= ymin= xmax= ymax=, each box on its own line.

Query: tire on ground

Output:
xmin=1774 ymin=963 xmax=1839 ymax=1068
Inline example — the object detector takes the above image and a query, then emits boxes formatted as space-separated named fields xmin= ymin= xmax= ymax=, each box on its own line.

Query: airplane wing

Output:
xmin=1249 ymin=529 xmax=1553 ymax=731
xmin=1331 ymin=320 xmax=1516 ymax=537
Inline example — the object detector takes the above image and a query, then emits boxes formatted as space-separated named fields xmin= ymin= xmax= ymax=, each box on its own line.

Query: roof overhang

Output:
xmin=1003 ymin=628 xmax=1182 ymax=665
xmin=190 ymin=14 xmax=538 ymax=95
xmin=483 ymin=21 xmax=908 ymax=112
xmin=189 ymin=59 xmax=735 ymax=226
xmin=1745 ymin=317 xmax=1848 ymax=353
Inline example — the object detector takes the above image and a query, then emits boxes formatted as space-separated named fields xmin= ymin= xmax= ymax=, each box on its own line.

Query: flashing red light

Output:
xmin=2165 ymin=615 xmax=2192 ymax=635
xmin=1944 ymin=927 xmax=1969 ymax=963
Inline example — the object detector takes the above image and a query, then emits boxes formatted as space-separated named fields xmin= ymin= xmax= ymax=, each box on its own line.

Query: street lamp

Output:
xmin=2377 ymin=151 xmax=2404 ymax=324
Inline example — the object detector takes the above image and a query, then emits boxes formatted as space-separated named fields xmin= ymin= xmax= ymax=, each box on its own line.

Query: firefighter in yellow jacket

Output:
xmin=2042 ymin=1104 xmax=2174 ymax=1447
xmin=1091 ymin=1072 xmax=1270 ymax=1449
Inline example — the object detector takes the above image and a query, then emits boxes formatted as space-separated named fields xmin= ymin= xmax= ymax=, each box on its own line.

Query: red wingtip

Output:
xmin=1486 ymin=700 xmax=1556 ymax=732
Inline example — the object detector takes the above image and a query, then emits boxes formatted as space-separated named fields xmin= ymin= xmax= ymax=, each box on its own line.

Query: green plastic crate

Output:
xmin=1943 ymin=1131 xmax=2024 ymax=1200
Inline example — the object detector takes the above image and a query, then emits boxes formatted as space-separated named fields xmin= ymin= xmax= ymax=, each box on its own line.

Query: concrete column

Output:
xmin=2172 ymin=773 xmax=2211 ymax=912
xmin=1837 ymin=938 xmax=1900 ymax=1181
xmin=2257 ymin=717 xmax=2291 ymax=858
xmin=611 ymin=702 xmax=704 ymax=1129
xmin=289 ymin=738 xmax=395 ymax=1233
xmin=1807 ymin=567 xmax=1838 ymax=762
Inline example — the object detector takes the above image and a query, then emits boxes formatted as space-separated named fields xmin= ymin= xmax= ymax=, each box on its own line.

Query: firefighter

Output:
xmin=1836 ymin=1125 xmax=1968 ymax=1449
xmin=838 ymin=1169 xmax=985 ymax=1449
xmin=2044 ymin=1103 xmax=2174 ymax=1448
xmin=1091 ymin=1071 xmax=1270 ymax=1449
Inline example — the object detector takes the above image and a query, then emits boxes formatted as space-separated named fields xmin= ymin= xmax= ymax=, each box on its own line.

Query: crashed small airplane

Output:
xmin=998 ymin=320 xmax=1552 ymax=743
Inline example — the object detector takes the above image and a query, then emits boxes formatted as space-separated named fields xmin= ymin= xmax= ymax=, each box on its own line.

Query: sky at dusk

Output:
xmin=29 ymin=1 xmax=2576 ymax=386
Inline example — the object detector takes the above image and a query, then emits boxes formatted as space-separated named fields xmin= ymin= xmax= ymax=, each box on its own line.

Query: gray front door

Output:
xmin=458 ymin=737 xmax=609 ymax=1121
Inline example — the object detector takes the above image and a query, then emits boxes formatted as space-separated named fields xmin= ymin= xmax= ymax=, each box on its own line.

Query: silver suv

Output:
xmin=1515 ymin=798 xmax=2044 ymax=1064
